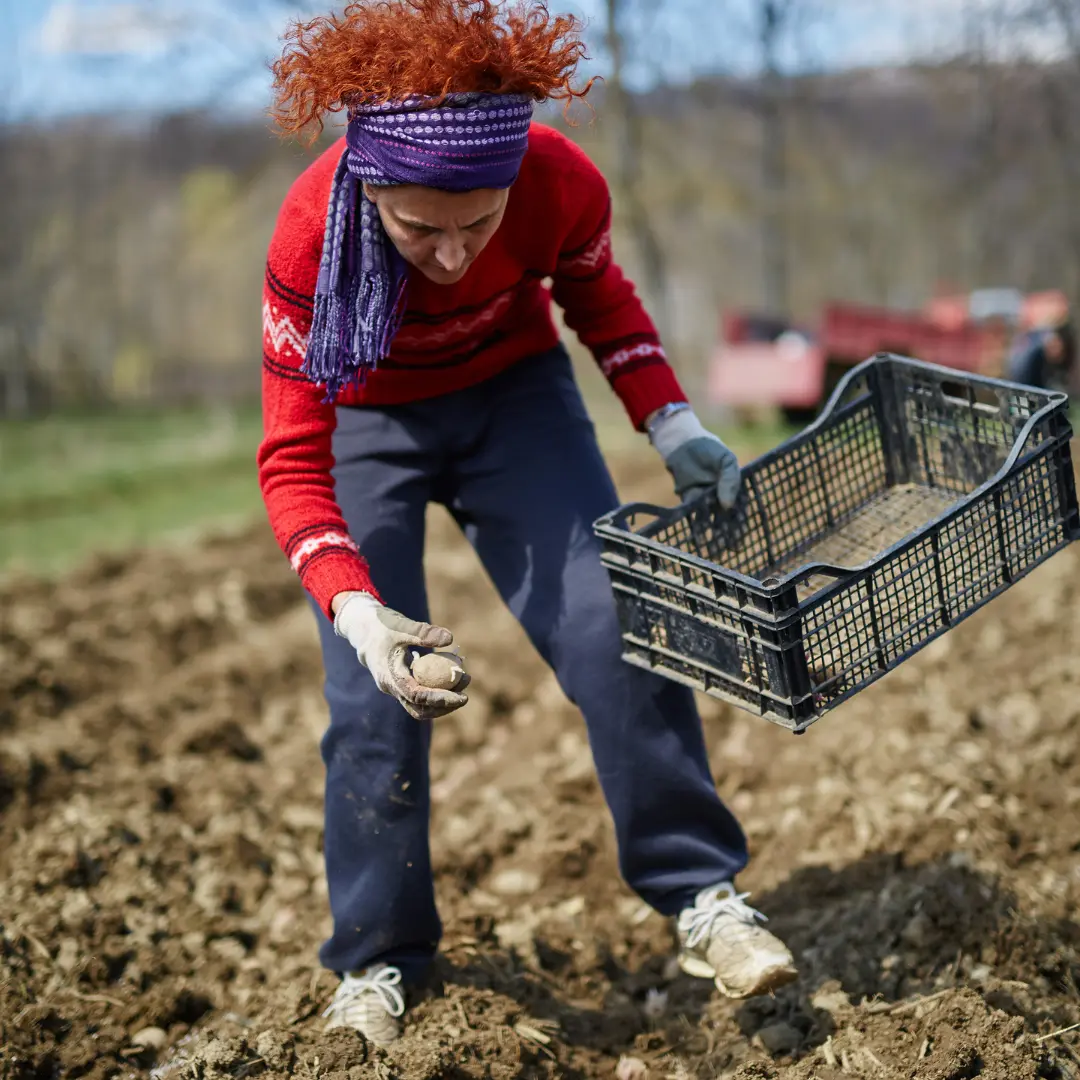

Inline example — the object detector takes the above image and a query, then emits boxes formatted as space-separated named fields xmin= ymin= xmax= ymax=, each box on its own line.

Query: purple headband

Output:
xmin=302 ymin=92 xmax=535 ymax=399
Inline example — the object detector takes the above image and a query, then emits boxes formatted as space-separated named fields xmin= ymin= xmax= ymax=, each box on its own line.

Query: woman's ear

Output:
xmin=362 ymin=182 xmax=379 ymax=203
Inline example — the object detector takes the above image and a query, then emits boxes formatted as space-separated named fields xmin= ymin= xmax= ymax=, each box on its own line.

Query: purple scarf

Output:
xmin=303 ymin=92 xmax=534 ymax=399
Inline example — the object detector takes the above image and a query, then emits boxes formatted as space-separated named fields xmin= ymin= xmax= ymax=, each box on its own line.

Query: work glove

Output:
xmin=647 ymin=404 xmax=742 ymax=509
xmin=332 ymin=592 xmax=469 ymax=720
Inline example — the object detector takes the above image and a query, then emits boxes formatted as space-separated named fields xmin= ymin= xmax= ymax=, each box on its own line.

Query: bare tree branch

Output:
xmin=603 ymin=0 xmax=673 ymax=345
xmin=759 ymin=0 xmax=793 ymax=315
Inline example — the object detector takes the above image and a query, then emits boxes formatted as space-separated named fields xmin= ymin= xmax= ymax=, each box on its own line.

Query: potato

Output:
xmin=411 ymin=650 xmax=466 ymax=691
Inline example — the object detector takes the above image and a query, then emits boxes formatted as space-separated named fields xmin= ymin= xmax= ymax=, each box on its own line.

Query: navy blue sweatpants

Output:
xmin=311 ymin=345 xmax=748 ymax=979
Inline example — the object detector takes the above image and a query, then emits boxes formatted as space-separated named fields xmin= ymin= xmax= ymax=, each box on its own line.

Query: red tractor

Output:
xmin=709 ymin=288 xmax=1074 ymax=422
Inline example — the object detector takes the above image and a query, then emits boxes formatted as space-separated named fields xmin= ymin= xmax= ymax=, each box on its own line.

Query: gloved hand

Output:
xmin=332 ymin=592 xmax=469 ymax=720
xmin=647 ymin=404 xmax=741 ymax=508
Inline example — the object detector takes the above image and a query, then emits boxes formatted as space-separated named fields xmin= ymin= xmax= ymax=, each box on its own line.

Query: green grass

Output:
xmin=0 ymin=395 xmax=796 ymax=581
xmin=0 ymin=404 xmax=266 ymax=577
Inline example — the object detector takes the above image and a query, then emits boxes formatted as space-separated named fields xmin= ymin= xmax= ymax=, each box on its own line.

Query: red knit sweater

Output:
xmin=258 ymin=123 xmax=687 ymax=617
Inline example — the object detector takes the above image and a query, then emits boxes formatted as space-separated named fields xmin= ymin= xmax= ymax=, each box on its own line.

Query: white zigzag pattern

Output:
xmin=263 ymin=300 xmax=310 ymax=360
xmin=290 ymin=531 xmax=359 ymax=573
xmin=600 ymin=341 xmax=666 ymax=376
xmin=558 ymin=228 xmax=612 ymax=276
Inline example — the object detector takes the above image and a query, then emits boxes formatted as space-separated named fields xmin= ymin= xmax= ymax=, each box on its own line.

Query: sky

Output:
xmin=0 ymin=0 xmax=1002 ymax=124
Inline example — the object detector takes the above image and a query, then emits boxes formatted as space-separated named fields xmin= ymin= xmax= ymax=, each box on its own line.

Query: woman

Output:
xmin=259 ymin=0 xmax=796 ymax=1046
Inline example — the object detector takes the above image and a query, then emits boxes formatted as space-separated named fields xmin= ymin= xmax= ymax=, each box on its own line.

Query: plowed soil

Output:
xmin=3 ymin=448 xmax=1080 ymax=1080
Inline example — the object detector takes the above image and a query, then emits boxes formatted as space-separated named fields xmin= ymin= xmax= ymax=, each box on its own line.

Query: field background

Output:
xmin=0 ymin=357 xmax=803 ymax=581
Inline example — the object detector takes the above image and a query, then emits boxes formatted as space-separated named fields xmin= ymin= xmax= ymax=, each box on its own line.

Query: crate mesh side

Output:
xmin=1001 ymin=452 xmax=1069 ymax=567
xmin=773 ymin=485 xmax=955 ymax=601
xmin=799 ymin=443 xmax=1068 ymax=706
xmin=937 ymin=498 xmax=1001 ymax=615
xmin=612 ymin=574 xmax=787 ymax=707
xmin=800 ymin=533 xmax=938 ymax=705
xmin=648 ymin=392 xmax=888 ymax=579
xmin=897 ymin=370 xmax=1051 ymax=496
xmin=755 ymin=398 xmax=888 ymax=574
xmin=644 ymin=369 xmax=1059 ymax=600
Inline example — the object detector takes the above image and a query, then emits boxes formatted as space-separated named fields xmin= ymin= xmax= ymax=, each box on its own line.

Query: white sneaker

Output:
xmin=322 ymin=964 xmax=405 ymax=1045
xmin=676 ymin=883 xmax=798 ymax=998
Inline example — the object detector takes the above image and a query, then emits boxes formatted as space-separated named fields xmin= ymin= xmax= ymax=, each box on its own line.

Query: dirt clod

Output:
xmin=752 ymin=1022 xmax=801 ymax=1056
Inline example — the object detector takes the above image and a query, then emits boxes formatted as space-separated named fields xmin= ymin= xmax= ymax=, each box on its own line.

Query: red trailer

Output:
xmin=820 ymin=301 xmax=993 ymax=374
xmin=708 ymin=289 xmax=1071 ymax=419
xmin=708 ymin=311 xmax=824 ymax=413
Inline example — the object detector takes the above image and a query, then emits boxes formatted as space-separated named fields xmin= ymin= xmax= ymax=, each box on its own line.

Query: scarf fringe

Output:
xmin=302 ymin=292 xmax=353 ymax=402
xmin=303 ymin=153 xmax=405 ymax=403
xmin=303 ymin=264 xmax=407 ymax=404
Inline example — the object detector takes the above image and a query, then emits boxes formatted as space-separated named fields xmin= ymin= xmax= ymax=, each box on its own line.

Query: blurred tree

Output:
xmin=1031 ymin=0 xmax=1080 ymax=295
xmin=0 ymin=0 xmax=32 ymax=416
xmin=953 ymin=0 xmax=1080 ymax=296
xmin=6 ymin=0 xmax=1080 ymax=416
xmin=603 ymin=0 xmax=673 ymax=345
xmin=758 ymin=0 xmax=795 ymax=317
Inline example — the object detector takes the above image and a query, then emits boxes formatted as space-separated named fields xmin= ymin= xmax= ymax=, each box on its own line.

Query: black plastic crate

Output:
xmin=594 ymin=353 xmax=1080 ymax=733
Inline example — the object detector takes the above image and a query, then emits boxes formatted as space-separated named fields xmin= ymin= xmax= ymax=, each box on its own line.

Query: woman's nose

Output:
xmin=435 ymin=234 xmax=467 ymax=273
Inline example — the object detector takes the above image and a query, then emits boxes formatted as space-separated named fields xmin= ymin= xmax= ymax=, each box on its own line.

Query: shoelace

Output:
xmin=322 ymin=965 xmax=405 ymax=1020
xmin=682 ymin=887 xmax=767 ymax=950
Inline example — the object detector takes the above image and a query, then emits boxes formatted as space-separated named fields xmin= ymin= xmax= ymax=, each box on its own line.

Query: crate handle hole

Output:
xmin=940 ymin=379 xmax=1002 ymax=413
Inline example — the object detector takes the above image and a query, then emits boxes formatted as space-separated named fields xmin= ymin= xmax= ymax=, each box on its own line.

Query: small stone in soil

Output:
xmin=489 ymin=868 xmax=541 ymax=896
xmin=811 ymin=985 xmax=852 ymax=1015
xmin=131 ymin=1026 xmax=168 ymax=1050
xmin=615 ymin=1055 xmax=649 ymax=1080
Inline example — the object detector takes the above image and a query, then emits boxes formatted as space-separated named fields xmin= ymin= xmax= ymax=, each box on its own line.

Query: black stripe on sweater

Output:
xmin=377 ymin=328 xmax=509 ymax=370
xmin=263 ymin=351 xmax=310 ymax=382
xmin=285 ymin=522 xmax=350 ymax=558
xmin=298 ymin=545 xmax=367 ymax=577
xmin=605 ymin=355 xmax=667 ymax=382
xmin=398 ymin=272 xmax=540 ymax=327
xmin=266 ymin=265 xmax=315 ymax=312
xmin=596 ymin=332 xmax=662 ymax=357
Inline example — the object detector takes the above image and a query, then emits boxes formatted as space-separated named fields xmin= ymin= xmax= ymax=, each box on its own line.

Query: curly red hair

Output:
xmin=271 ymin=0 xmax=593 ymax=141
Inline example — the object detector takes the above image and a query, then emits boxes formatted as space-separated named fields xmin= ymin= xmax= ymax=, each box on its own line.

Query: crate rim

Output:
xmin=594 ymin=351 xmax=1072 ymax=600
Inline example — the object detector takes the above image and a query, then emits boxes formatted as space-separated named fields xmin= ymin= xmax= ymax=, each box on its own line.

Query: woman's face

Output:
xmin=363 ymin=183 xmax=509 ymax=285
